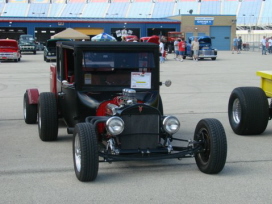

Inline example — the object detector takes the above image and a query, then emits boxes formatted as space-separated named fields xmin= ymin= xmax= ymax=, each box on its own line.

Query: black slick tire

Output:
xmin=194 ymin=118 xmax=227 ymax=174
xmin=73 ymin=123 xmax=99 ymax=182
xmin=23 ymin=92 xmax=37 ymax=124
xmin=38 ymin=92 xmax=58 ymax=141
xmin=228 ymin=87 xmax=269 ymax=135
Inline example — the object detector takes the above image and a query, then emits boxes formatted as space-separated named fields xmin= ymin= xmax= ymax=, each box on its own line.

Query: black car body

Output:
xmin=24 ymin=41 xmax=227 ymax=182
xmin=43 ymin=38 xmax=71 ymax=62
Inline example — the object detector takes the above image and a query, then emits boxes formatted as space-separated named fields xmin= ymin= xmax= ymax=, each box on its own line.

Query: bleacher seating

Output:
xmin=9 ymin=0 xmax=27 ymax=2
xmin=32 ymin=0 xmax=50 ymax=3
xmin=106 ymin=2 xmax=130 ymax=18
xmin=259 ymin=0 xmax=272 ymax=26
xmin=174 ymin=1 xmax=198 ymax=15
xmin=222 ymin=0 xmax=239 ymax=15
xmin=48 ymin=3 xmax=66 ymax=17
xmin=237 ymin=0 xmax=262 ymax=25
xmin=152 ymin=2 xmax=175 ymax=18
xmin=3 ymin=3 xmax=28 ymax=16
xmin=126 ymin=2 xmax=153 ymax=18
xmin=69 ymin=0 xmax=86 ymax=2
xmin=28 ymin=3 xmax=50 ymax=16
xmin=61 ymin=3 xmax=85 ymax=17
xmin=200 ymin=1 xmax=221 ymax=14
xmin=53 ymin=0 xmax=66 ymax=3
xmin=0 ymin=0 xmax=270 ymax=27
xmin=81 ymin=2 xmax=108 ymax=18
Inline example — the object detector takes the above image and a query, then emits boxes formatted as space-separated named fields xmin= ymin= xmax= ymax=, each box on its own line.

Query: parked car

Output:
xmin=0 ymin=39 xmax=21 ymax=62
xmin=123 ymin=35 xmax=138 ymax=42
xmin=184 ymin=36 xmax=217 ymax=60
xmin=140 ymin=35 xmax=160 ymax=44
xmin=23 ymin=41 xmax=227 ymax=182
xmin=43 ymin=38 xmax=71 ymax=62
xmin=19 ymin=34 xmax=37 ymax=54
xmin=36 ymin=42 xmax=44 ymax=51
xmin=228 ymin=71 xmax=272 ymax=135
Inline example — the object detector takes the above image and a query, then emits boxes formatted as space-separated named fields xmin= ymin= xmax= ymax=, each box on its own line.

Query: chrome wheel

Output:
xmin=23 ymin=99 xmax=26 ymax=119
xmin=232 ymin=98 xmax=241 ymax=124
xmin=74 ymin=134 xmax=81 ymax=172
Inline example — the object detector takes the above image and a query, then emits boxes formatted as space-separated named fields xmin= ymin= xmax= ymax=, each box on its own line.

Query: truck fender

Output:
xmin=26 ymin=89 xmax=39 ymax=104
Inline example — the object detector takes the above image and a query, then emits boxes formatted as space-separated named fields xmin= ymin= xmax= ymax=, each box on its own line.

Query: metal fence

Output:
xmin=236 ymin=33 xmax=271 ymax=52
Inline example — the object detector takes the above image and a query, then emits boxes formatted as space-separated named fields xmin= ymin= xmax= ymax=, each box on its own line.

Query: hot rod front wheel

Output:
xmin=23 ymin=92 xmax=37 ymax=124
xmin=194 ymin=119 xmax=227 ymax=174
xmin=38 ymin=92 xmax=58 ymax=141
xmin=73 ymin=123 xmax=99 ymax=182
xmin=228 ymin=87 xmax=269 ymax=135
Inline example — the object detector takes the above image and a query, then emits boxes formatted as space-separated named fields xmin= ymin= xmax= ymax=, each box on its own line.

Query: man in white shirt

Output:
xmin=260 ymin=36 xmax=267 ymax=55
xmin=159 ymin=39 xmax=165 ymax=63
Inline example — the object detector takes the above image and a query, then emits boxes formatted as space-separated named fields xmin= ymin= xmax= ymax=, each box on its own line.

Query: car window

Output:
xmin=82 ymin=51 xmax=155 ymax=69
xmin=82 ymin=51 xmax=155 ymax=87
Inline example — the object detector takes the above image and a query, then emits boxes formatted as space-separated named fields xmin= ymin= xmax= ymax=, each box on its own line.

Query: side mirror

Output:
xmin=163 ymin=80 xmax=172 ymax=87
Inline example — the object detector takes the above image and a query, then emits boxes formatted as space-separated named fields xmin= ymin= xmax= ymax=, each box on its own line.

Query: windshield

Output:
xmin=83 ymin=51 xmax=155 ymax=69
xmin=169 ymin=33 xmax=183 ymax=38
xmin=82 ymin=51 xmax=155 ymax=87
xmin=19 ymin=36 xmax=35 ymax=43
xmin=0 ymin=41 xmax=18 ymax=49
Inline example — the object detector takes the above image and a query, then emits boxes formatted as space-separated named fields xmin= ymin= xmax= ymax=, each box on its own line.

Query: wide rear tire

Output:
xmin=38 ymin=92 xmax=58 ymax=141
xmin=73 ymin=123 xmax=99 ymax=182
xmin=194 ymin=118 xmax=227 ymax=174
xmin=228 ymin=87 xmax=269 ymax=135
xmin=23 ymin=92 xmax=37 ymax=124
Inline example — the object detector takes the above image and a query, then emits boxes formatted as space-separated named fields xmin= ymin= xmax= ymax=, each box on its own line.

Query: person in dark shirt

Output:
xmin=237 ymin=36 xmax=242 ymax=54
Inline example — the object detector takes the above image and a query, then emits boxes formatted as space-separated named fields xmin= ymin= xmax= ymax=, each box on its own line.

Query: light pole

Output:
xmin=69 ymin=12 xmax=82 ymax=18
xmin=139 ymin=13 xmax=151 ymax=18
xmin=106 ymin=13 xmax=118 ymax=18
xmin=32 ymin=12 xmax=45 ymax=17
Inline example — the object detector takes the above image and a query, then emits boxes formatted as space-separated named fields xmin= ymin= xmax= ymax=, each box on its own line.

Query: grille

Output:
xmin=118 ymin=114 xmax=160 ymax=149
xmin=200 ymin=50 xmax=214 ymax=55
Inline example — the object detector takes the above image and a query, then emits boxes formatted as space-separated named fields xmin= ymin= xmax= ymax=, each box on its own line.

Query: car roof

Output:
xmin=189 ymin=36 xmax=210 ymax=40
xmin=47 ymin=38 xmax=72 ymax=42
xmin=0 ymin=39 xmax=17 ymax=42
xmin=57 ymin=41 xmax=159 ymax=49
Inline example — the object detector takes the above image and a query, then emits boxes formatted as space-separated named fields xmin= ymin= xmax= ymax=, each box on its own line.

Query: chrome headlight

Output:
xmin=106 ymin=116 xmax=124 ymax=136
xmin=163 ymin=116 xmax=180 ymax=134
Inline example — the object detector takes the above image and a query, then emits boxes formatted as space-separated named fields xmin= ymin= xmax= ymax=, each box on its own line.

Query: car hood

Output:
xmin=46 ymin=47 xmax=56 ymax=52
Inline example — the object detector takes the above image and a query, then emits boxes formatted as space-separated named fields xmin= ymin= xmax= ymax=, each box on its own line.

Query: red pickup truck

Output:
xmin=0 ymin=39 xmax=21 ymax=62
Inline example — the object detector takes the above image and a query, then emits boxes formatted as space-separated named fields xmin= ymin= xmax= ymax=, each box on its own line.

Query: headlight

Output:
xmin=106 ymin=116 xmax=124 ymax=136
xmin=48 ymin=53 xmax=51 ymax=56
xmin=163 ymin=116 xmax=180 ymax=134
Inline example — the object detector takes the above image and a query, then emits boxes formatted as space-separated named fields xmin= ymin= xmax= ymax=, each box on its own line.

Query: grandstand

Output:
xmin=0 ymin=0 xmax=271 ymax=29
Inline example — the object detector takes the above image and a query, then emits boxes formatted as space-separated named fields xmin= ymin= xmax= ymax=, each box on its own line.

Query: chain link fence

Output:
xmin=236 ymin=33 xmax=272 ymax=52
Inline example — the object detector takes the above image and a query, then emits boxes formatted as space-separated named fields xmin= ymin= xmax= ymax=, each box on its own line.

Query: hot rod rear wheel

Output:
xmin=228 ymin=87 xmax=269 ymax=135
xmin=23 ymin=92 xmax=37 ymax=124
xmin=38 ymin=92 xmax=58 ymax=141
xmin=194 ymin=119 xmax=227 ymax=174
xmin=73 ymin=123 xmax=99 ymax=182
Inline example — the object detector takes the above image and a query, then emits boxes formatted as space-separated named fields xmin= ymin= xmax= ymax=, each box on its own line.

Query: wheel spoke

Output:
xmin=74 ymin=134 xmax=81 ymax=172
xmin=232 ymin=98 xmax=241 ymax=124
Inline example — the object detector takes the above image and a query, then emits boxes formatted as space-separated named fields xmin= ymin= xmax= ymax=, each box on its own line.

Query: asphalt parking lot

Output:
xmin=1 ymin=50 xmax=272 ymax=203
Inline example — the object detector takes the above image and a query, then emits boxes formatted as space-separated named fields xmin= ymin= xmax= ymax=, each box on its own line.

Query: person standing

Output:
xmin=260 ymin=36 xmax=267 ymax=55
xmin=173 ymin=38 xmax=179 ymax=60
xmin=268 ymin=37 xmax=272 ymax=54
xmin=237 ymin=36 xmax=242 ymax=54
xmin=159 ymin=39 xmax=165 ymax=63
xmin=232 ymin=36 xmax=238 ymax=54
xmin=191 ymin=37 xmax=199 ymax=61
xmin=178 ymin=37 xmax=186 ymax=62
